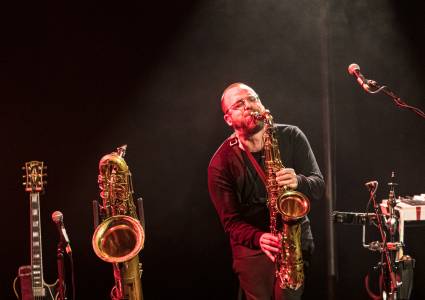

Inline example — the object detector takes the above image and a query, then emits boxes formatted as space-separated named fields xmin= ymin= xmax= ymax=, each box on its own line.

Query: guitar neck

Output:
xmin=30 ymin=192 xmax=45 ymax=296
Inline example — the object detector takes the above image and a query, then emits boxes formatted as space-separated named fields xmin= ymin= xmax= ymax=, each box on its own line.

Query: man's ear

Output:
xmin=224 ymin=114 xmax=232 ymax=126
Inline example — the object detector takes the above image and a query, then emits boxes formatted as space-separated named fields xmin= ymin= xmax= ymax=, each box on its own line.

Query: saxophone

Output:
xmin=92 ymin=145 xmax=145 ymax=300
xmin=255 ymin=110 xmax=310 ymax=290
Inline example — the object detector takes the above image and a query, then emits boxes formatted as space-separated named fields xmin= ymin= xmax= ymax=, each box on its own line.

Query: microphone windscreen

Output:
xmin=52 ymin=210 xmax=63 ymax=223
xmin=348 ymin=63 xmax=360 ymax=75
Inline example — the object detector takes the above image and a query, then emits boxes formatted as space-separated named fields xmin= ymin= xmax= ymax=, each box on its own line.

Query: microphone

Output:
xmin=365 ymin=181 xmax=378 ymax=189
xmin=52 ymin=211 xmax=72 ymax=254
xmin=348 ymin=63 xmax=370 ymax=92
xmin=365 ymin=180 xmax=379 ymax=193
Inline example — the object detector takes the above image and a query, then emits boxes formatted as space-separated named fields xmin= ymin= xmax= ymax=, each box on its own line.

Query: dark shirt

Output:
xmin=208 ymin=124 xmax=324 ymax=258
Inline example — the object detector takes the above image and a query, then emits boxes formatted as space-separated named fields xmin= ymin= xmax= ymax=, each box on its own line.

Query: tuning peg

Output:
xmin=21 ymin=166 xmax=25 ymax=170
xmin=43 ymin=166 xmax=47 ymax=170
xmin=22 ymin=175 xmax=27 ymax=179
xmin=43 ymin=181 xmax=47 ymax=185
xmin=22 ymin=182 xmax=27 ymax=186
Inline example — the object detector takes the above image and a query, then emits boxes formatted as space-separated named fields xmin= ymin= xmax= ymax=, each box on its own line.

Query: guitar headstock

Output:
xmin=23 ymin=161 xmax=47 ymax=192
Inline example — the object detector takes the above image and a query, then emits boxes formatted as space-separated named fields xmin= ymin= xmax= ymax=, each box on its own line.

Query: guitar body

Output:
xmin=18 ymin=265 xmax=56 ymax=300
xmin=17 ymin=266 xmax=32 ymax=300
xmin=17 ymin=161 xmax=57 ymax=300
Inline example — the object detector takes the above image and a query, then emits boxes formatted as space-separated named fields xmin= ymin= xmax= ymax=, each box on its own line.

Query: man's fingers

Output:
xmin=262 ymin=236 xmax=280 ymax=243
xmin=263 ymin=249 xmax=276 ymax=262
xmin=262 ymin=243 xmax=280 ymax=253
xmin=262 ymin=240 xmax=281 ymax=249
xmin=260 ymin=233 xmax=282 ymax=248
xmin=261 ymin=233 xmax=280 ymax=242
xmin=260 ymin=232 xmax=281 ymax=261
xmin=276 ymin=168 xmax=295 ymax=176
xmin=275 ymin=169 xmax=298 ymax=189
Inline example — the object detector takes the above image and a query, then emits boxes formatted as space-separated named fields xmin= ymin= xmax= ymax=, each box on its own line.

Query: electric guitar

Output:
xmin=17 ymin=161 xmax=57 ymax=300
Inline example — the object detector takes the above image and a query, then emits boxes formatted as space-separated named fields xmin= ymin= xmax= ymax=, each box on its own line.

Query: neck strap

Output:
xmin=239 ymin=139 xmax=267 ymax=187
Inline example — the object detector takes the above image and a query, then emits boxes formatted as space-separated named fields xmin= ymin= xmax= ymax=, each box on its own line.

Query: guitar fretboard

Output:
xmin=30 ymin=192 xmax=45 ymax=296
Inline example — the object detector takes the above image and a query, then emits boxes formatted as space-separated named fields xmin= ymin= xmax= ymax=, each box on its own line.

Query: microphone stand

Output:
xmin=386 ymin=172 xmax=399 ymax=265
xmin=56 ymin=240 xmax=67 ymax=300
xmin=366 ymin=80 xmax=425 ymax=119
xmin=368 ymin=183 xmax=398 ymax=299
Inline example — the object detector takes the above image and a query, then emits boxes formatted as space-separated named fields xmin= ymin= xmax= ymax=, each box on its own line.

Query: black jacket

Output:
xmin=208 ymin=124 xmax=324 ymax=258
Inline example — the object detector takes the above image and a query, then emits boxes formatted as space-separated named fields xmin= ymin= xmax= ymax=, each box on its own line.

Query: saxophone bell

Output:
xmin=277 ymin=190 xmax=310 ymax=222
xmin=92 ymin=215 xmax=144 ymax=263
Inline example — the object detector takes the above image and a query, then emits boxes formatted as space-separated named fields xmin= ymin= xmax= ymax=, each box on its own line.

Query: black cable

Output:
xmin=367 ymin=81 xmax=425 ymax=119
xmin=69 ymin=252 xmax=76 ymax=300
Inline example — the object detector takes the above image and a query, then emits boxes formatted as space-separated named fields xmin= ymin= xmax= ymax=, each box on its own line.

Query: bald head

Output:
xmin=220 ymin=83 xmax=257 ymax=114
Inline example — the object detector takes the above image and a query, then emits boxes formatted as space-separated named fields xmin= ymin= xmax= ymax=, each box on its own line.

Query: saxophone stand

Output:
xmin=56 ymin=240 xmax=67 ymax=300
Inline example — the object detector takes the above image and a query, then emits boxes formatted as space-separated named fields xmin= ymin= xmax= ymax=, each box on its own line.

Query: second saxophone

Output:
xmin=92 ymin=145 xmax=145 ymax=300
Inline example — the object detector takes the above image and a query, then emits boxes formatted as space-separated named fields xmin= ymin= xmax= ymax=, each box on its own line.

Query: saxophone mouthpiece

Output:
xmin=117 ymin=145 xmax=127 ymax=157
xmin=250 ymin=111 xmax=263 ymax=120
xmin=251 ymin=109 xmax=273 ymax=126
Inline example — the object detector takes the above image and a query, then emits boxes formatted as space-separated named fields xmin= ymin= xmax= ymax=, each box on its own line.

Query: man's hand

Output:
xmin=276 ymin=168 xmax=298 ymax=190
xmin=259 ymin=233 xmax=281 ymax=262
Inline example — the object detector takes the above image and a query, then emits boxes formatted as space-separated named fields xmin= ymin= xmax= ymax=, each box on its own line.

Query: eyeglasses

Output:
xmin=225 ymin=95 xmax=260 ymax=114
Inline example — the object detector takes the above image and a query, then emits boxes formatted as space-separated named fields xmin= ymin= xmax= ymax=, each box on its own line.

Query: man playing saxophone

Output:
xmin=208 ymin=83 xmax=324 ymax=300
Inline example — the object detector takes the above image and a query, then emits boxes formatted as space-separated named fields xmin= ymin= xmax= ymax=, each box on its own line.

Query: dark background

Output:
xmin=2 ymin=1 xmax=424 ymax=299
